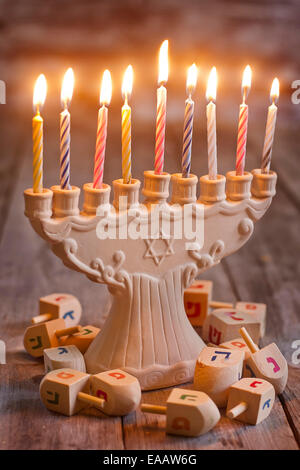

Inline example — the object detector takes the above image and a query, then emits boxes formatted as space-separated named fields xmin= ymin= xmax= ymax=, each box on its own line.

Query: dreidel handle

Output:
xmin=55 ymin=325 xmax=82 ymax=338
xmin=209 ymin=301 xmax=234 ymax=309
xmin=227 ymin=401 xmax=248 ymax=419
xmin=141 ymin=404 xmax=167 ymax=415
xmin=239 ymin=327 xmax=260 ymax=354
xmin=77 ymin=392 xmax=105 ymax=410
xmin=31 ymin=313 xmax=53 ymax=324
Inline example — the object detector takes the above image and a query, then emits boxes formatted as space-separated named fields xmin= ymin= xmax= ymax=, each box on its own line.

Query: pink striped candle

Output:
xmin=236 ymin=65 xmax=252 ymax=176
xmin=93 ymin=70 xmax=112 ymax=189
xmin=154 ymin=40 xmax=168 ymax=175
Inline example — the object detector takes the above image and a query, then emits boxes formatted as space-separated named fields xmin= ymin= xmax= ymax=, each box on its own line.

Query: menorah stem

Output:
xmin=84 ymin=267 xmax=205 ymax=390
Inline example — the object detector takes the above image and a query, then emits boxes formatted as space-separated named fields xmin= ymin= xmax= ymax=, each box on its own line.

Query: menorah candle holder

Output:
xmin=24 ymin=168 xmax=277 ymax=390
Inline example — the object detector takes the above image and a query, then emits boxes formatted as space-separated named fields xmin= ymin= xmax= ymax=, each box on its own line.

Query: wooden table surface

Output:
xmin=0 ymin=0 xmax=299 ymax=450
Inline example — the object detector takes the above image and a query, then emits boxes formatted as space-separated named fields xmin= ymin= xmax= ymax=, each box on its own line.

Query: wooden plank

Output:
xmin=279 ymin=366 xmax=300 ymax=446
xmin=123 ymin=380 xmax=298 ymax=450
xmin=0 ymin=364 xmax=124 ymax=450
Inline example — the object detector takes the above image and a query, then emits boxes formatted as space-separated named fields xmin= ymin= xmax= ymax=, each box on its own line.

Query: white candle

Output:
xmin=206 ymin=67 xmax=218 ymax=180
xmin=261 ymin=78 xmax=279 ymax=173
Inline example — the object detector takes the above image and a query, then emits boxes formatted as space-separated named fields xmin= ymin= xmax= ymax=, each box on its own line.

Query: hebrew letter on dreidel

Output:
xmin=179 ymin=394 xmax=197 ymax=402
xmin=172 ymin=417 xmax=190 ymax=431
xmin=263 ymin=399 xmax=271 ymax=410
xmin=57 ymin=371 xmax=75 ymax=379
xmin=186 ymin=302 xmax=201 ymax=318
xmin=250 ymin=380 xmax=263 ymax=388
xmin=267 ymin=357 xmax=280 ymax=373
xmin=209 ymin=326 xmax=221 ymax=344
xmin=29 ymin=336 xmax=43 ymax=350
xmin=58 ymin=347 xmax=69 ymax=355
xmin=224 ymin=312 xmax=244 ymax=321
xmin=63 ymin=311 xmax=75 ymax=320
xmin=109 ymin=372 xmax=126 ymax=380
xmin=47 ymin=391 xmax=59 ymax=405
xmin=211 ymin=350 xmax=231 ymax=361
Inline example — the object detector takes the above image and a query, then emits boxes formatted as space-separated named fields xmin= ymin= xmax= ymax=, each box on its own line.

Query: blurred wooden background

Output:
xmin=0 ymin=0 xmax=299 ymax=450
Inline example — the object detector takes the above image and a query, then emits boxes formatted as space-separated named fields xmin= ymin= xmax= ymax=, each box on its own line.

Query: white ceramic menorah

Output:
xmin=24 ymin=168 xmax=277 ymax=390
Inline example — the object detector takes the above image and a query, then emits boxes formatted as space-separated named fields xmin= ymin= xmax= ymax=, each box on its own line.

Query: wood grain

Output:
xmin=0 ymin=0 xmax=299 ymax=450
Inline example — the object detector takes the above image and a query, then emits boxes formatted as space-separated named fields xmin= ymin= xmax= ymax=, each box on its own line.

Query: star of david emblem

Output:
xmin=144 ymin=232 xmax=175 ymax=266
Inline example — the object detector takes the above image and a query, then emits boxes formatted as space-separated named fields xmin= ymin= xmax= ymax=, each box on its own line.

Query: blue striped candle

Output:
xmin=181 ymin=99 xmax=194 ymax=178
xmin=60 ymin=108 xmax=71 ymax=189
xmin=181 ymin=64 xmax=197 ymax=178
xmin=60 ymin=68 xmax=74 ymax=190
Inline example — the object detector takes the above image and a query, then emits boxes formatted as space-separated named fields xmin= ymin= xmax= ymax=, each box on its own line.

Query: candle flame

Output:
xmin=100 ymin=69 xmax=112 ymax=106
xmin=242 ymin=65 xmax=252 ymax=102
xmin=122 ymin=65 xmax=133 ymax=102
xmin=158 ymin=39 xmax=168 ymax=85
xmin=270 ymin=77 xmax=279 ymax=103
xmin=186 ymin=63 xmax=198 ymax=96
xmin=33 ymin=74 xmax=47 ymax=111
xmin=61 ymin=68 xmax=74 ymax=108
xmin=206 ymin=67 xmax=217 ymax=102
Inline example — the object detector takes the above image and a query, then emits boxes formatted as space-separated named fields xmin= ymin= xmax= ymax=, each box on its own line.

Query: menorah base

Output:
xmin=86 ymin=360 xmax=198 ymax=391
xmin=84 ymin=268 xmax=206 ymax=390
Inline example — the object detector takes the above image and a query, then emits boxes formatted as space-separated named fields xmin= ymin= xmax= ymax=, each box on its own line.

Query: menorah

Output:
xmin=24 ymin=168 xmax=277 ymax=390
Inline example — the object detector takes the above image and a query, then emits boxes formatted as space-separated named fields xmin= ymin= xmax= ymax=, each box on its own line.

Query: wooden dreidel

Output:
xmin=236 ymin=302 xmax=267 ymax=337
xmin=60 ymin=325 xmax=100 ymax=353
xmin=240 ymin=327 xmax=288 ymax=394
xmin=90 ymin=369 xmax=141 ymax=416
xmin=141 ymin=388 xmax=220 ymax=437
xmin=194 ymin=346 xmax=244 ymax=407
xmin=226 ymin=378 xmax=275 ymax=425
xmin=24 ymin=319 xmax=82 ymax=358
xmin=184 ymin=280 xmax=213 ymax=326
xmin=32 ymin=293 xmax=82 ymax=327
xmin=40 ymin=368 xmax=105 ymax=416
xmin=202 ymin=308 xmax=261 ymax=345
xmin=44 ymin=345 xmax=86 ymax=373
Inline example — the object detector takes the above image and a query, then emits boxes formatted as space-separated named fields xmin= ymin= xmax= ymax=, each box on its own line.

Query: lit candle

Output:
xmin=121 ymin=65 xmax=133 ymax=184
xmin=32 ymin=74 xmax=47 ymax=193
xmin=60 ymin=68 xmax=74 ymax=190
xmin=261 ymin=78 xmax=279 ymax=173
xmin=206 ymin=67 xmax=218 ymax=180
xmin=93 ymin=70 xmax=112 ymax=189
xmin=236 ymin=65 xmax=252 ymax=176
xmin=154 ymin=39 xmax=168 ymax=175
xmin=181 ymin=64 xmax=197 ymax=178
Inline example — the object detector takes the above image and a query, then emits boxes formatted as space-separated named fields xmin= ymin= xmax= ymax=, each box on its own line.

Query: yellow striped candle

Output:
xmin=32 ymin=74 xmax=47 ymax=192
xmin=121 ymin=65 xmax=133 ymax=184
xmin=261 ymin=78 xmax=279 ymax=173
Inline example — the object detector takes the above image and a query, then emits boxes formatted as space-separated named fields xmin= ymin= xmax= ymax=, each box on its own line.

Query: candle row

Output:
xmin=32 ymin=40 xmax=279 ymax=194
